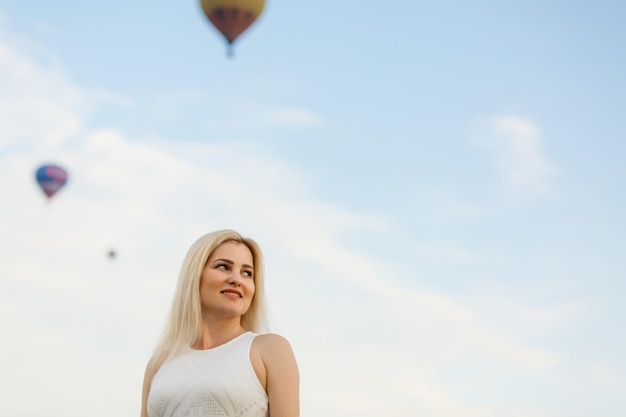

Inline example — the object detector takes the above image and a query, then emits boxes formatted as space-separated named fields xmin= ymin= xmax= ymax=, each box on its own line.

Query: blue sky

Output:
xmin=1 ymin=1 xmax=625 ymax=416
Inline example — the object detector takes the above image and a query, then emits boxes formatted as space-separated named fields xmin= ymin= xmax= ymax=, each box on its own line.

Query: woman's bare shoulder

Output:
xmin=255 ymin=333 xmax=290 ymax=344
xmin=253 ymin=333 xmax=295 ymax=355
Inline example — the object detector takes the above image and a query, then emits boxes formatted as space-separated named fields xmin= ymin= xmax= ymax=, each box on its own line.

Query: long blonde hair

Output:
xmin=148 ymin=229 xmax=269 ymax=372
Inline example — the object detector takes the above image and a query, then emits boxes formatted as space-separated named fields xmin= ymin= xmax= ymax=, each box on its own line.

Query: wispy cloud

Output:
xmin=421 ymin=192 xmax=484 ymax=223
xmin=147 ymin=90 xmax=206 ymax=120
xmin=470 ymin=115 xmax=557 ymax=199
xmin=413 ymin=242 xmax=481 ymax=264
xmin=185 ymin=98 xmax=325 ymax=134
xmin=264 ymin=107 xmax=323 ymax=128
xmin=89 ymin=88 xmax=134 ymax=108
xmin=0 ymin=42 xmax=84 ymax=148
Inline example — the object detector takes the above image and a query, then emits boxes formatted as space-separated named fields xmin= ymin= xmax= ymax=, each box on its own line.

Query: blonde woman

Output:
xmin=141 ymin=230 xmax=299 ymax=417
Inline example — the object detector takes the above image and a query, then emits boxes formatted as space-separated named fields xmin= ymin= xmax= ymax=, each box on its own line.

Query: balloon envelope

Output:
xmin=199 ymin=0 xmax=265 ymax=52
xmin=35 ymin=164 xmax=68 ymax=199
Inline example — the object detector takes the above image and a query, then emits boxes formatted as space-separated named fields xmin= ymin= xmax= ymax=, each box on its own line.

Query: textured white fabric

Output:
xmin=148 ymin=332 xmax=268 ymax=417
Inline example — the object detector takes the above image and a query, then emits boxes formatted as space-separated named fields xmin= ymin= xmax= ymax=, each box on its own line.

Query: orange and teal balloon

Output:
xmin=35 ymin=164 xmax=68 ymax=200
xmin=199 ymin=0 xmax=266 ymax=56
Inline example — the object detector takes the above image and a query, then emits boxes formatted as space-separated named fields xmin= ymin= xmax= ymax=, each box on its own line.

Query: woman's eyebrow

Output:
xmin=212 ymin=258 xmax=253 ymax=269
xmin=212 ymin=258 xmax=233 ymax=264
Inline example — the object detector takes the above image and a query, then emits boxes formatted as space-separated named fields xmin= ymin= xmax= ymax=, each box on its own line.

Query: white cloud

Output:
xmin=413 ymin=241 xmax=481 ymax=264
xmin=470 ymin=115 xmax=557 ymax=198
xmin=190 ymin=100 xmax=324 ymax=134
xmin=0 ymin=41 xmax=85 ymax=148
xmin=147 ymin=90 xmax=205 ymax=120
xmin=265 ymin=107 xmax=323 ymax=128
xmin=89 ymin=88 xmax=134 ymax=108
xmin=420 ymin=192 xmax=484 ymax=223
xmin=590 ymin=362 xmax=626 ymax=391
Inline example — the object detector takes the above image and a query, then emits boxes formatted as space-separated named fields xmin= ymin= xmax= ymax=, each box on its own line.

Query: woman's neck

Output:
xmin=194 ymin=320 xmax=246 ymax=349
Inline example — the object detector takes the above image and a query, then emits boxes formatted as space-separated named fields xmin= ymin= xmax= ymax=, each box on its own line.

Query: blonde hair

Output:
xmin=148 ymin=229 xmax=269 ymax=372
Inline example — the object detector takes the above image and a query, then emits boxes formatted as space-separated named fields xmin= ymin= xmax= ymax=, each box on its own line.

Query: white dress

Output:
xmin=148 ymin=332 xmax=268 ymax=417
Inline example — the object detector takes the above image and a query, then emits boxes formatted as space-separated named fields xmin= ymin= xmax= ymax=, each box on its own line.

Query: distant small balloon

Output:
xmin=35 ymin=164 xmax=68 ymax=200
xmin=107 ymin=249 xmax=117 ymax=259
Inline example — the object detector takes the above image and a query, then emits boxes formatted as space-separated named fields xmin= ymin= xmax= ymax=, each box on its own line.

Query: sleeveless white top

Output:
xmin=148 ymin=332 xmax=268 ymax=417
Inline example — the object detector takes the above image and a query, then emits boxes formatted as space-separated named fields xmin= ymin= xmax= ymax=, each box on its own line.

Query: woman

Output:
xmin=141 ymin=230 xmax=299 ymax=417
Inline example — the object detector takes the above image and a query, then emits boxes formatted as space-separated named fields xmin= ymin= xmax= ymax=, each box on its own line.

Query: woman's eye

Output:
xmin=243 ymin=270 xmax=253 ymax=278
xmin=217 ymin=264 xmax=229 ymax=270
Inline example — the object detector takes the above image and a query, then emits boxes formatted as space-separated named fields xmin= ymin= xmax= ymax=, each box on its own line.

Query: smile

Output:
xmin=220 ymin=289 xmax=243 ymax=298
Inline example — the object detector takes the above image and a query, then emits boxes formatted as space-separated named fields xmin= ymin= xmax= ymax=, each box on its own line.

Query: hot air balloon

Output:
xmin=35 ymin=164 xmax=68 ymax=200
xmin=199 ymin=0 xmax=266 ymax=56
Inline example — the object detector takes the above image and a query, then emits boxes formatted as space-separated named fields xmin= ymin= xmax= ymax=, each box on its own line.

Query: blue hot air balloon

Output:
xmin=35 ymin=164 xmax=68 ymax=199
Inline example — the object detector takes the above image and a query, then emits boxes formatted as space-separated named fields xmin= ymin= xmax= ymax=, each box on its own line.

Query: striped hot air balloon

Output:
xmin=199 ymin=0 xmax=266 ymax=56
xmin=35 ymin=164 xmax=68 ymax=200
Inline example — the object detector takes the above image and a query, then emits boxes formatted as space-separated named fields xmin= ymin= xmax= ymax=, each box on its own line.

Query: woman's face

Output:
xmin=199 ymin=241 xmax=255 ymax=320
